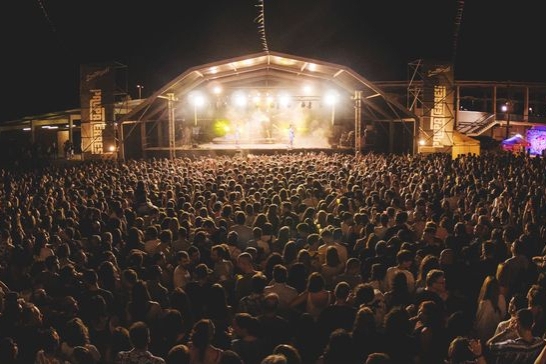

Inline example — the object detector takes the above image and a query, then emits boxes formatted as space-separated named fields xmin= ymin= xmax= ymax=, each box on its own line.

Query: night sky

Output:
xmin=2 ymin=0 xmax=543 ymax=122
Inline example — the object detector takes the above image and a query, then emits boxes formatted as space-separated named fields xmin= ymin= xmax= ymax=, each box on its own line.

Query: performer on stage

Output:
xmin=288 ymin=124 xmax=295 ymax=149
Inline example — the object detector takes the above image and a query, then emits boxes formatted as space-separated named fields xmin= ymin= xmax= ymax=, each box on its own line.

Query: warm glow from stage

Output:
xmin=307 ymin=63 xmax=317 ymax=72
xmin=324 ymin=90 xmax=339 ymax=106
xmin=181 ymin=82 xmax=349 ymax=149
xmin=233 ymin=92 xmax=247 ymax=107
xmin=190 ymin=92 xmax=206 ymax=107
xmin=302 ymin=84 xmax=313 ymax=95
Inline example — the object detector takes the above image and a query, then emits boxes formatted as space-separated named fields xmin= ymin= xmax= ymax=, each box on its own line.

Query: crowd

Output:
xmin=0 ymin=150 xmax=546 ymax=364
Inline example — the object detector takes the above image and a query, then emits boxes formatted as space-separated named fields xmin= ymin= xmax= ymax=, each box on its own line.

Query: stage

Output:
xmin=142 ymin=141 xmax=354 ymax=159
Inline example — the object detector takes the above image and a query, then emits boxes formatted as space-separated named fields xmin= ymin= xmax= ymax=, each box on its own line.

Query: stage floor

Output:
xmin=142 ymin=142 xmax=353 ymax=158
xmin=200 ymin=142 xmax=301 ymax=150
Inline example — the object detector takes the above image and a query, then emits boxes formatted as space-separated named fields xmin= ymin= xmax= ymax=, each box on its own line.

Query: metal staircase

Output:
xmin=457 ymin=113 xmax=498 ymax=136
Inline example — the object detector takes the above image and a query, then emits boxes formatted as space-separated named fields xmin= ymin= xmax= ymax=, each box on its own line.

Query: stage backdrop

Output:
xmin=80 ymin=64 xmax=115 ymax=156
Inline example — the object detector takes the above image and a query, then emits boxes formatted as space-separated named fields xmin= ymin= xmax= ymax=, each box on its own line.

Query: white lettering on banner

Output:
xmin=89 ymin=89 xmax=105 ymax=154
xmin=432 ymin=85 xmax=446 ymax=148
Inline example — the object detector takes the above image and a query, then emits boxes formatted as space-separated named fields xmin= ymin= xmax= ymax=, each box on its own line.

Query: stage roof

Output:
xmin=118 ymin=51 xmax=418 ymax=125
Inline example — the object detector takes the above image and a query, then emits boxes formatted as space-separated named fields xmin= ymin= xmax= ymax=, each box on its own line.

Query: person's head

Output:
xmin=71 ymin=345 xmax=95 ymax=364
xmin=211 ymin=244 xmax=228 ymax=262
xmin=44 ymin=255 xmax=60 ymax=272
xmin=82 ymin=268 xmax=99 ymax=286
xmin=307 ymin=272 xmax=325 ymax=293
xmin=417 ymin=300 xmax=443 ymax=327
xmin=447 ymin=336 xmax=476 ymax=363
xmin=110 ymin=326 xmax=131 ymax=359
xmin=128 ymin=321 xmax=151 ymax=350
xmin=190 ymin=319 xmax=215 ymax=352
xmin=345 ymin=257 xmax=361 ymax=274
xmin=516 ymin=308 xmax=534 ymax=334
xmin=478 ymin=275 xmax=500 ymax=304
xmin=282 ymin=241 xmax=298 ymax=263
xmin=262 ymin=293 xmax=280 ymax=314
xmin=273 ymin=344 xmax=302 ymax=364
xmin=21 ymin=302 xmax=43 ymax=327
xmin=354 ymin=283 xmax=375 ymax=306
xmin=64 ymin=317 xmax=90 ymax=347
xmin=365 ymin=352 xmax=391 ymax=364
xmin=272 ymin=264 xmax=288 ymax=283
xmin=425 ymin=269 xmax=446 ymax=292
xmin=166 ymin=344 xmax=190 ymax=364
xmin=0 ymin=337 xmax=18 ymax=362
xmin=396 ymin=249 xmax=413 ymax=268
xmin=527 ymin=284 xmax=546 ymax=317
xmin=260 ymin=354 xmax=287 ymax=364
xmin=237 ymin=252 xmax=254 ymax=273
xmin=131 ymin=280 xmax=152 ymax=303
xmin=391 ymin=271 xmax=408 ymax=292
xmin=333 ymin=281 xmax=351 ymax=301
xmin=322 ymin=329 xmax=354 ymax=363
xmin=417 ymin=254 xmax=439 ymax=282
xmin=40 ymin=327 xmax=61 ymax=355
xmin=250 ymin=273 xmax=268 ymax=294
xmin=508 ymin=293 xmax=528 ymax=316
xmin=232 ymin=313 xmax=260 ymax=338
xmin=353 ymin=306 xmax=376 ymax=332
xmin=325 ymin=246 xmax=341 ymax=267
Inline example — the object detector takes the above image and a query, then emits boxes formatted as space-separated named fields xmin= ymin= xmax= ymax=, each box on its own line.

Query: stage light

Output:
xmin=419 ymin=139 xmax=426 ymax=146
xmin=190 ymin=92 xmax=205 ymax=127
xmin=324 ymin=90 xmax=339 ymax=106
xmin=324 ymin=90 xmax=340 ymax=125
xmin=108 ymin=145 xmax=116 ymax=152
xmin=233 ymin=92 xmax=247 ymax=107
xmin=278 ymin=94 xmax=290 ymax=108
xmin=190 ymin=92 xmax=205 ymax=107
xmin=213 ymin=119 xmax=230 ymax=137
xmin=302 ymin=85 xmax=313 ymax=95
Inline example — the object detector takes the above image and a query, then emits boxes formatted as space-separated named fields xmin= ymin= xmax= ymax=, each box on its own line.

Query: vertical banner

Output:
xmin=80 ymin=64 xmax=115 ymax=155
xmin=422 ymin=61 xmax=455 ymax=149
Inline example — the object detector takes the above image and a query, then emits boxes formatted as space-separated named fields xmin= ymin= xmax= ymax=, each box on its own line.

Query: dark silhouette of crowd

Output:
xmin=1 ymin=150 xmax=546 ymax=363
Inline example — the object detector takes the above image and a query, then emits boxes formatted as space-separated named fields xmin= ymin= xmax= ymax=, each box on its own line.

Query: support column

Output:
xmin=141 ymin=121 xmax=147 ymax=160
xmin=167 ymin=93 xmax=176 ymax=160
xmin=455 ymin=86 xmax=460 ymax=129
xmin=354 ymin=90 xmax=362 ymax=156
xmin=492 ymin=86 xmax=497 ymax=119
xmin=413 ymin=116 xmax=419 ymax=155
xmin=30 ymin=120 xmax=36 ymax=144
xmin=524 ymin=86 xmax=529 ymax=122
xmin=118 ymin=122 xmax=125 ymax=161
